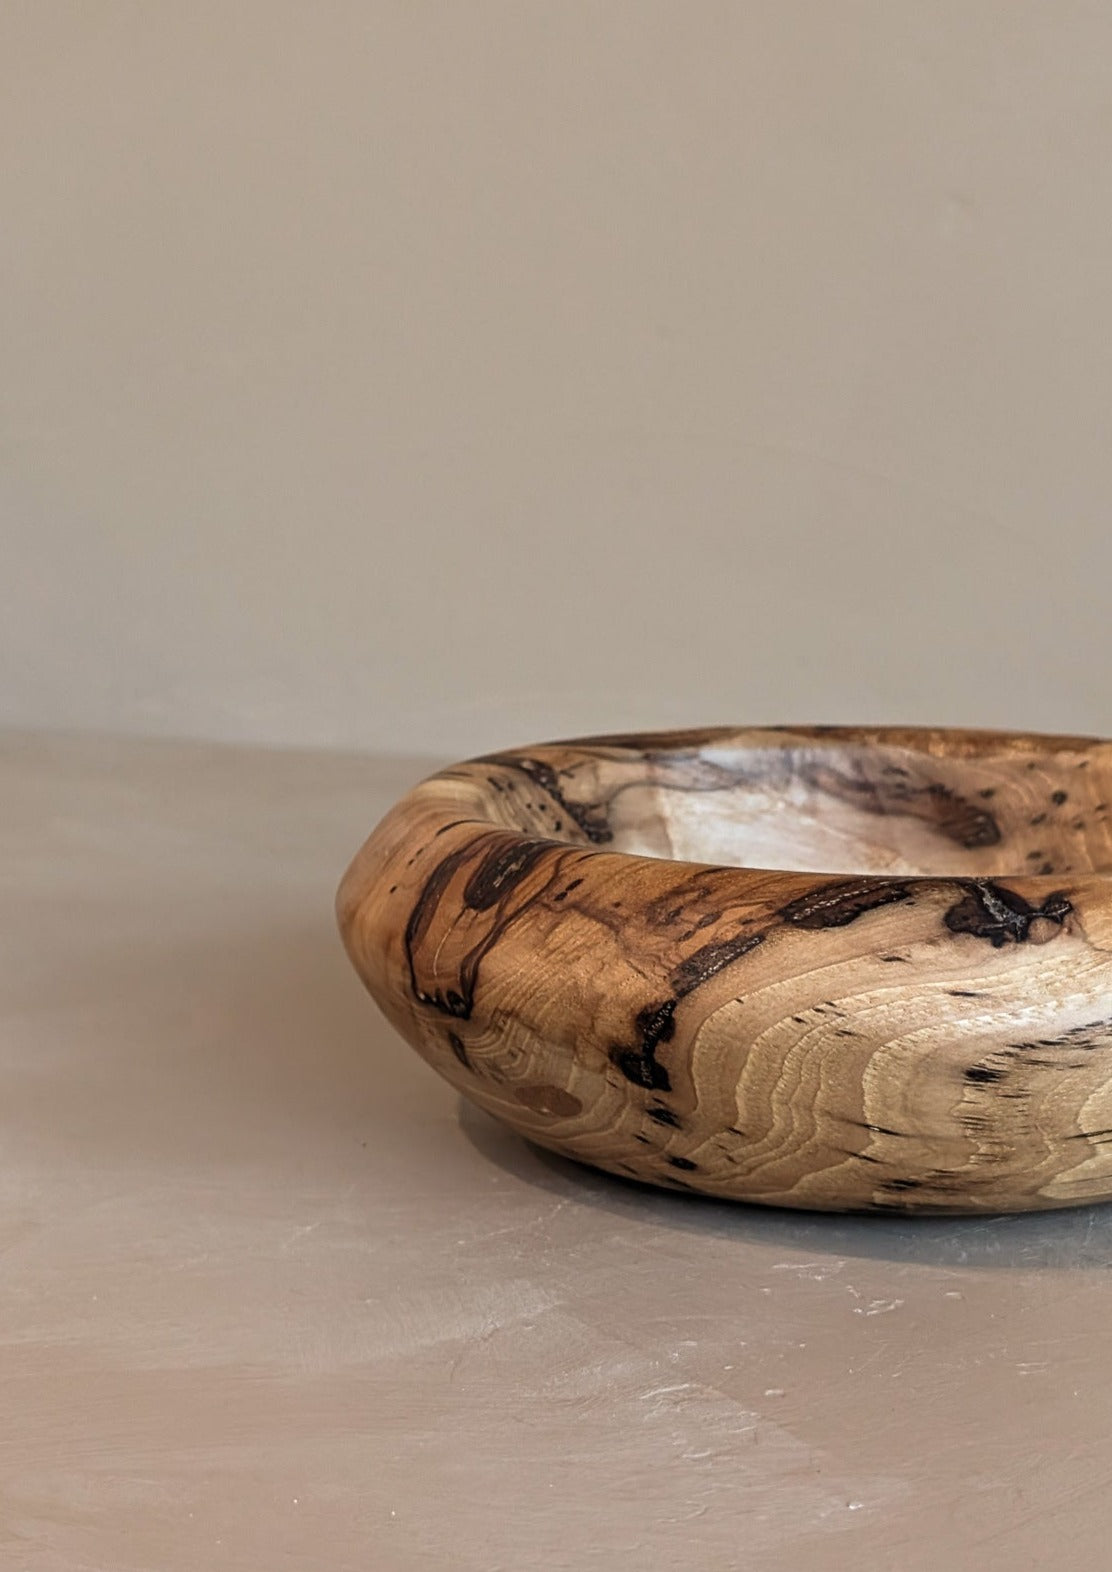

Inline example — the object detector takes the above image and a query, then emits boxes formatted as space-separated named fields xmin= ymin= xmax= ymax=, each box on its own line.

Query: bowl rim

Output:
xmin=422 ymin=721 xmax=1112 ymax=884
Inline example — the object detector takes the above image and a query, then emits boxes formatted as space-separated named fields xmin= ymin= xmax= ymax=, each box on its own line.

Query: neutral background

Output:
xmin=5 ymin=1 xmax=1112 ymax=757
xmin=9 ymin=11 xmax=1112 ymax=1569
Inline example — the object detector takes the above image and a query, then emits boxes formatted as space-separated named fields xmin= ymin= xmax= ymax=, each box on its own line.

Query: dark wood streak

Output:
xmin=670 ymin=931 xmax=765 ymax=993
xmin=472 ymin=752 xmax=614 ymax=843
xmin=1009 ymin=1019 xmax=1112 ymax=1051
xmin=447 ymin=1031 xmax=471 ymax=1070
xmin=615 ymin=1000 xmax=678 ymax=1091
xmin=780 ymin=879 xmax=914 ymax=929
xmin=462 ymin=838 xmax=555 ymax=911
xmin=554 ymin=726 xmax=738 ymax=752
xmin=613 ymin=932 xmax=766 ymax=1090
xmin=801 ymin=762 xmax=1001 ymax=848
xmin=404 ymin=829 xmax=574 ymax=1018
xmin=402 ymin=839 xmax=482 ymax=1016
xmin=943 ymin=881 xmax=1072 ymax=946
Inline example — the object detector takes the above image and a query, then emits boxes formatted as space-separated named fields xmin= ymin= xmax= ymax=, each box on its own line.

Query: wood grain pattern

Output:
xmin=337 ymin=726 xmax=1112 ymax=1213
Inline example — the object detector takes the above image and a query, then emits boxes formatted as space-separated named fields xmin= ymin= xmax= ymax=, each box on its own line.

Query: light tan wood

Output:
xmin=338 ymin=725 xmax=1112 ymax=1213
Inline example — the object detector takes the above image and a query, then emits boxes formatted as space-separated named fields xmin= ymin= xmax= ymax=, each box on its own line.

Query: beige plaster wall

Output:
xmin=4 ymin=3 xmax=1109 ymax=755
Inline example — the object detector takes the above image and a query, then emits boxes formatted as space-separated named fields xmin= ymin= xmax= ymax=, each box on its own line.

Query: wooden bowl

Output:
xmin=337 ymin=725 xmax=1112 ymax=1214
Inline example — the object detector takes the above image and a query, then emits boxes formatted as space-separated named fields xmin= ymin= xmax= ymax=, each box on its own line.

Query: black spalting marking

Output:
xmin=447 ymin=1032 xmax=471 ymax=1070
xmin=1009 ymin=1018 xmax=1112 ymax=1052
xmin=943 ymin=881 xmax=1072 ymax=947
xmin=405 ymin=831 xmax=574 ymax=1018
xmin=462 ymin=838 xmax=553 ymax=911
xmin=949 ymin=989 xmax=984 ymax=998
xmin=473 ymin=752 xmax=613 ymax=843
xmin=403 ymin=841 xmax=482 ymax=1015
xmin=670 ymin=931 xmax=765 ymax=994
xmin=1019 ymin=1056 xmax=1093 ymax=1070
xmin=554 ymin=726 xmax=735 ymax=752
xmin=648 ymin=1104 xmax=681 ymax=1128
xmin=780 ymin=879 xmax=913 ymax=930
xmin=667 ymin=1155 xmax=698 ymax=1171
xmin=615 ymin=1000 xmax=678 ymax=1091
xmin=965 ymin=1064 xmax=1004 ymax=1084
xmin=557 ymin=877 xmax=584 ymax=901
xmin=615 ymin=929 xmax=765 ymax=1091
xmin=802 ymin=764 xmax=1001 ymax=849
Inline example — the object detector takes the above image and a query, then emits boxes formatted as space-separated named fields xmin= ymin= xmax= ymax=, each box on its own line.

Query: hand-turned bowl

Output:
xmin=337 ymin=725 xmax=1112 ymax=1215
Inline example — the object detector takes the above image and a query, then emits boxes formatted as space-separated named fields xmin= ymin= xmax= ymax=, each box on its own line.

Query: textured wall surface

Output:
xmin=5 ymin=2 xmax=1111 ymax=754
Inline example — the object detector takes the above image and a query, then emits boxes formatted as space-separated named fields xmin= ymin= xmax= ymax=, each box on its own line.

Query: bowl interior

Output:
xmin=578 ymin=729 xmax=1112 ymax=880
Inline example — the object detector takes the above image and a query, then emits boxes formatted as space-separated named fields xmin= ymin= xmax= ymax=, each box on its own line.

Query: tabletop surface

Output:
xmin=6 ymin=729 xmax=1112 ymax=1572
